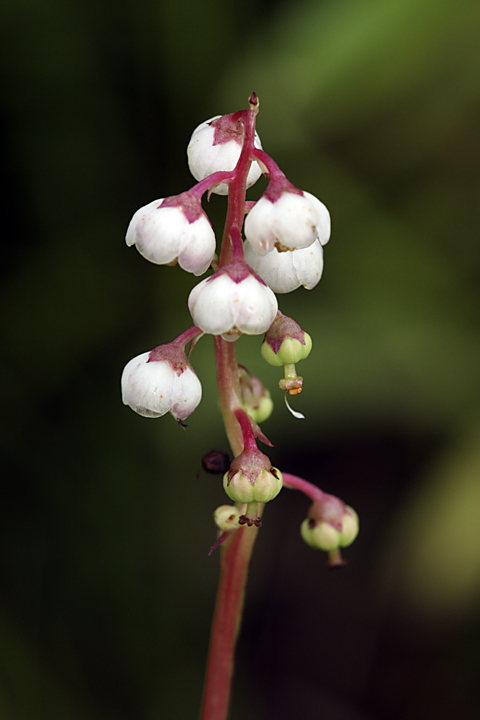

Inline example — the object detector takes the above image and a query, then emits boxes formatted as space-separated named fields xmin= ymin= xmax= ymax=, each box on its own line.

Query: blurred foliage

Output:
xmin=1 ymin=0 xmax=480 ymax=718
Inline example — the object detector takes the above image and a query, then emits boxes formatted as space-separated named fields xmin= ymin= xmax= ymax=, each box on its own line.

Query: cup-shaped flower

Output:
xmin=244 ymin=186 xmax=330 ymax=256
xmin=187 ymin=114 xmax=263 ymax=195
xmin=121 ymin=345 xmax=202 ymax=421
xmin=125 ymin=194 xmax=216 ymax=276
xmin=188 ymin=259 xmax=278 ymax=341
xmin=301 ymin=504 xmax=359 ymax=552
xmin=244 ymin=239 xmax=324 ymax=293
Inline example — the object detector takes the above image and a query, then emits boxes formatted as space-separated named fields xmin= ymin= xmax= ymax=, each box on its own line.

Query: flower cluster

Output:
xmin=121 ymin=93 xmax=358 ymax=564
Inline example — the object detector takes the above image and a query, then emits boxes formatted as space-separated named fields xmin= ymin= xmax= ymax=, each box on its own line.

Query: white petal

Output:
xmin=170 ymin=368 xmax=202 ymax=420
xmin=125 ymin=198 xmax=164 ymax=247
xmin=233 ymin=276 xmax=278 ymax=334
xmin=244 ymin=240 xmax=323 ymax=293
xmin=292 ymin=240 xmax=324 ymax=289
xmin=121 ymin=353 xmax=175 ymax=418
xmin=177 ymin=215 xmax=216 ymax=275
xmin=303 ymin=191 xmax=331 ymax=245
xmin=188 ymin=275 xmax=236 ymax=334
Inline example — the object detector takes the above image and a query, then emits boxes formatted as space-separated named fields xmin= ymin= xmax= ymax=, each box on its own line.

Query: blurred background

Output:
xmin=1 ymin=0 xmax=480 ymax=718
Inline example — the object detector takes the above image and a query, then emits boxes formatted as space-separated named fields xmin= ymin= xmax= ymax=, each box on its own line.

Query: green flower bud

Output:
xmin=245 ymin=392 xmax=273 ymax=424
xmin=261 ymin=333 xmax=312 ymax=367
xmin=223 ymin=467 xmax=283 ymax=504
xmin=213 ymin=505 xmax=241 ymax=532
xmin=238 ymin=365 xmax=274 ymax=423
xmin=301 ymin=506 xmax=359 ymax=552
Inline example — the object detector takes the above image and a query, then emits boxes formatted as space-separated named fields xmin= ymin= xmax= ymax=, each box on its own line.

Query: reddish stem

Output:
xmin=200 ymin=524 xmax=259 ymax=720
xmin=173 ymin=325 xmax=203 ymax=348
xmin=282 ymin=472 xmax=327 ymax=503
xmin=200 ymin=95 xmax=261 ymax=720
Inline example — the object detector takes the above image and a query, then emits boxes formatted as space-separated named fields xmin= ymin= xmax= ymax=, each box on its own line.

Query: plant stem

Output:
xmin=200 ymin=337 xmax=262 ymax=720
xmin=200 ymin=523 xmax=259 ymax=720
xmin=200 ymin=94 xmax=261 ymax=720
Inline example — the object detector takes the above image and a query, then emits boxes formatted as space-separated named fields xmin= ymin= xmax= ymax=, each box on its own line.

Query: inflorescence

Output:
xmin=121 ymin=93 xmax=358 ymax=567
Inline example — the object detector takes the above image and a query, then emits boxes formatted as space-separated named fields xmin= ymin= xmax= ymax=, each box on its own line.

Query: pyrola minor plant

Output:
xmin=121 ymin=94 xmax=359 ymax=720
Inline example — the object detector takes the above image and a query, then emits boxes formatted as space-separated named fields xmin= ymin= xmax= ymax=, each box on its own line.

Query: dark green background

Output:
xmin=2 ymin=0 xmax=480 ymax=718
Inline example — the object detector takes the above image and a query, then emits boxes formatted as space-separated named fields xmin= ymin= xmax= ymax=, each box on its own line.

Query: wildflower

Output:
xmin=188 ymin=259 xmax=278 ymax=341
xmin=121 ymin=344 xmax=201 ymax=421
xmin=244 ymin=184 xmax=330 ymax=256
xmin=187 ymin=113 xmax=263 ymax=195
xmin=244 ymin=238 xmax=324 ymax=293
xmin=125 ymin=194 xmax=216 ymax=275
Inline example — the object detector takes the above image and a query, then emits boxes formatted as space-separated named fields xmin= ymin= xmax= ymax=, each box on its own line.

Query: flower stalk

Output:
xmin=121 ymin=92 xmax=359 ymax=720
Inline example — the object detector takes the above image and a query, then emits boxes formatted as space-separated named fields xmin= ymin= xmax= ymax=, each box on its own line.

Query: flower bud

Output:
xmin=125 ymin=195 xmax=216 ymax=276
xmin=188 ymin=259 xmax=278 ymax=341
xmin=223 ymin=440 xmax=282 ymax=504
xmin=244 ymin=239 xmax=324 ymax=294
xmin=121 ymin=345 xmax=201 ymax=421
xmin=213 ymin=505 xmax=241 ymax=532
xmin=261 ymin=312 xmax=312 ymax=366
xmin=223 ymin=467 xmax=282 ymax=504
xmin=238 ymin=366 xmax=273 ymax=424
xmin=301 ymin=506 xmax=359 ymax=552
xmin=187 ymin=114 xmax=263 ymax=195
xmin=244 ymin=186 xmax=330 ymax=256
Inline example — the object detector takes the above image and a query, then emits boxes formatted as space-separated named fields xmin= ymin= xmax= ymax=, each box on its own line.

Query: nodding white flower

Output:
xmin=126 ymin=196 xmax=216 ymax=276
xmin=121 ymin=349 xmax=202 ymax=420
xmin=187 ymin=115 xmax=263 ymax=195
xmin=244 ymin=189 xmax=330 ymax=256
xmin=188 ymin=260 xmax=278 ymax=341
xmin=244 ymin=239 xmax=324 ymax=293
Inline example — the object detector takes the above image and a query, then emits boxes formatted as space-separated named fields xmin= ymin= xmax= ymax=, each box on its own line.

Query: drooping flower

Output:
xmin=121 ymin=344 xmax=202 ymax=421
xmin=188 ymin=259 xmax=278 ymax=341
xmin=125 ymin=194 xmax=216 ymax=276
xmin=187 ymin=114 xmax=263 ymax=195
xmin=244 ymin=183 xmax=330 ymax=256
xmin=244 ymin=238 xmax=324 ymax=293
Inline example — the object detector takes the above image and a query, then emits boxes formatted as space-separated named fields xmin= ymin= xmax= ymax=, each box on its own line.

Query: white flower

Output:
xmin=244 ymin=239 xmax=324 ymax=293
xmin=126 ymin=198 xmax=216 ymax=276
xmin=187 ymin=116 xmax=263 ymax=195
xmin=121 ymin=351 xmax=202 ymax=420
xmin=244 ymin=190 xmax=330 ymax=256
xmin=188 ymin=264 xmax=278 ymax=341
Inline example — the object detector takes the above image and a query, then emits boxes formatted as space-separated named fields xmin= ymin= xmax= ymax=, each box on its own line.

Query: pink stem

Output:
xmin=189 ymin=170 xmax=236 ymax=198
xmin=281 ymin=472 xmax=328 ymax=503
xmin=172 ymin=325 xmax=203 ymax=348
xmin=233 ymin=408 xmax=257 ymax=452
xmin=200 ymin=96 xmax=262 ymax=720
xmin=218 ymin=95 xmax=258 ymax=268
xmin=200 ymin=524 xmax=259 ymax=720
xmin=250 ymin=146 xmax=285 ymax=181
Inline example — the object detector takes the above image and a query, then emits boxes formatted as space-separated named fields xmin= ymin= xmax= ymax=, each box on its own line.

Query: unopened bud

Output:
xmin=213 ymin=505 xmax=241 ymax=532
xmin=301 ymin=506 xmax=359 ymax=552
